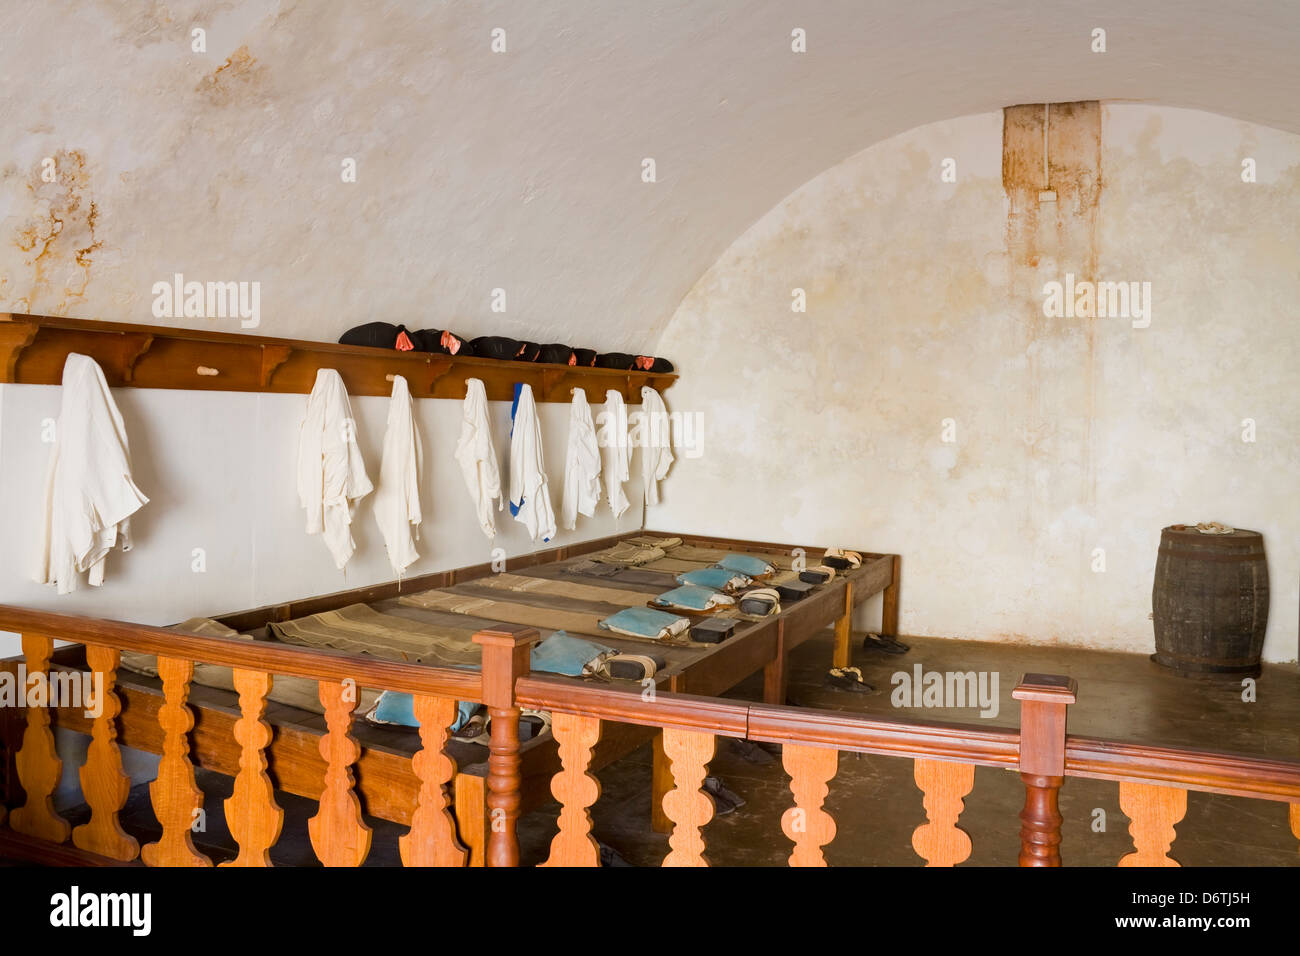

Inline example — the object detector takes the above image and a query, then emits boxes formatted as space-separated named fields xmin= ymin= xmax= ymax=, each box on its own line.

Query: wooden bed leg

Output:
xmin=763 ymin=620 xmax=787 ymax=705
xmin=453 ymin=773 xmax=488 ymax=868
xmin=881 ymin=555 xmax=901 ymax=638
xmin=832 ymin=582 xmax=853 ymax=669
xmin=651 ymin=732 xmax=673 ymax=833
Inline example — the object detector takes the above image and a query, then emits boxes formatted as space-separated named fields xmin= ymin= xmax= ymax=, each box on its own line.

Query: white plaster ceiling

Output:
xmin=2 ymin=0 xmax=1296 ymax=353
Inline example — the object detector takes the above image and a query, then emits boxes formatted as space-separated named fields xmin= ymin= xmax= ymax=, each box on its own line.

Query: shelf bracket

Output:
xmin=260 ymin=345 xmax=293 ymax=388
xmin=0 ymin=317 xmax=39 ymax=382
xmin=118 ymin=332 xmax=155 ymax=384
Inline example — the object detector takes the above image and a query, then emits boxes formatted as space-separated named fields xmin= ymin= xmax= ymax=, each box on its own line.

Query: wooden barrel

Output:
xmin=1152 ymin=526 xmax=1269 ymax=677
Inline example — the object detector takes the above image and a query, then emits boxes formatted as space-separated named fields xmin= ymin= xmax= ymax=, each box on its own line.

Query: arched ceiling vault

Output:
xmin=3 ymin=0 xmax=1296 ymax=353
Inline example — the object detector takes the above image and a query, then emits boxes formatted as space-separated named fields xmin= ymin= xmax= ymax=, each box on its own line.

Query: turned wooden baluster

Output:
xmin=661 ymin=728 xmax=716 ymax=867
xmin=308 ymin=680 xmax=372 ymax=866
xmin=9 ymin=634 xmax=71 ymax=844
xmin=1117 ymin=781 xmax=1186 ymax=866
xmin=1013 ymin=674 xmax=1077 ymax=867
xmin=221 ymin=668 xmax=283 ymax=867
xmin=541 ymin=712 xmax=602 ymax=867
xmin=473 ymin=626 xmax=539 ymax=867
xmin=911 ymin=757 xmax=975 ymax=866
xmin=71 ymin=645 xmax=138 ymax=860
xmin=780 ymin=743 xmax=838 ymax=866
xmin=141 ymin=656 xmax=212 ymax=866
xmin=399 ymin=695 xmax=467 ymax=867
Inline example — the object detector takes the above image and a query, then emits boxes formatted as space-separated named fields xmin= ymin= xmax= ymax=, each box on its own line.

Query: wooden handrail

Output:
xmin=0 ymin=604 xmax=481 ymax=702
xmin=747 ymin=703 xmax=1020 ymax=768
xmin=1065 ymin=736 xmax=1300 ymax=802
xmin=516 ymin=676 xmax=750 ymax=737
xmin=516 ymin=674 xmax=1300 ymax=802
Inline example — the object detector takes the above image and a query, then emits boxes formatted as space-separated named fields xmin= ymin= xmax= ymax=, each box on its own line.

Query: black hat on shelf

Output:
xmin=635 ymin=355 xmax=674 ymax=373
xmin=470 ymin=336 xmax=526 ymax=360
xmin=410 ymin=329 xmax=472 ymax=355
xmin=535 ymin=343 xmax=576 ymax=365
xmin=594 ymin=352 xmax=636 ymax=370
xmin=338 ymin=322 xmax=415 ymax=351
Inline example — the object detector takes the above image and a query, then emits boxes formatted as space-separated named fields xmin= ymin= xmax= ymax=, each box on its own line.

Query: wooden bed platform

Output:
xmin=1 ymin=530 xmax=900 ymax=866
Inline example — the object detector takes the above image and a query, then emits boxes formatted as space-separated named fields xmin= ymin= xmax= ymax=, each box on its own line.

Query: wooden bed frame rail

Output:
xmin=2 ymin=606 xmax=1296 ymax=867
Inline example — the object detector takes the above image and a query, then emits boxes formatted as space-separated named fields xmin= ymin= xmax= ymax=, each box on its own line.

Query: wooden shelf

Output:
xmin=0 ymin=313 xmax=676 ymax=403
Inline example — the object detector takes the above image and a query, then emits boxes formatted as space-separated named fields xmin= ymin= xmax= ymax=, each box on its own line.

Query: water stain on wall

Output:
xmin=7 ymin=149 xmax=102 ymax=315
xmin=1003 ymin=102 xmax=1102 ymax=516
xmin=196 ymin=46 xmax=265 ymax=107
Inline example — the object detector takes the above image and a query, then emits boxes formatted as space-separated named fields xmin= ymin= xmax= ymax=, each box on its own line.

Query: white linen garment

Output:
xmin=508 ymin=383 xmax=556 ymax=542
xmin=454 ymin=377 xmax=502 ymax=539
xmin=639 ymin=386 xmax=675 ymax=506
xmin=296 ymin=368 xmax=373 ymax=569
xmin=34 ymin=353 xmax=150 ymax=594
xmin=560 ymin=389 xmax=601 ymax=530
xmin=372 ymin=374 xmax=423 ymax=578
xmin=601 ymin=389 xmax=631 ymax=519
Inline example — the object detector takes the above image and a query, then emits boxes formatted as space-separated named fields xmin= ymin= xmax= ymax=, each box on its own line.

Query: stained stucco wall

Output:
xmin=649 ymin=104 xmax=1300 ymax=663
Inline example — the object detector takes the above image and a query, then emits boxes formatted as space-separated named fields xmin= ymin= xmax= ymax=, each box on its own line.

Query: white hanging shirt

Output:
xmin=454 ymin=377 xmax=501 ymax=539
xmin=640 ymin=386 xmax=675 ymax=506
xmin=602 ymin=389 xmax=631 ymax=519
xmin=560 ymin=389 xmax=601 ymax=530
xmin=372 ymin=374 xmax=423 ymax=578
xmin=34 ymin=353 xmax=150 ymax=594
xmin=508 ymin=383 xmax=556 ymax=542
xmin=296 ymin=368 xmax=373 ymax=569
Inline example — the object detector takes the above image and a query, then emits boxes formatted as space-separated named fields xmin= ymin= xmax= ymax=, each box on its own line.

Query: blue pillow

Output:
xmin=370 ymin=693 xmax=480 ymax=731
xmin=715 ymin=554 xmax=774 ymax=576
xmin=677 ymin=567 xmax=750 ymax=590
xmin=599 ymin=606 xmax=690 ymax=639
xmin=653 ymin=585 xmax=729 ymax=611
xmin=531 ymin=631 xmax=614 ymax=677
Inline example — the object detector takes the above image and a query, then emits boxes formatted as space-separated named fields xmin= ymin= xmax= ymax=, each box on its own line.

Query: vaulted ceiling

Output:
xmin=3 ymin=0 xmax=1296 ymax=351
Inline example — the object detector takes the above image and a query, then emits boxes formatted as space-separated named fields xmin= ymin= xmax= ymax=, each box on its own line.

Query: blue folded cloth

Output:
xmin=369 ymin=693 xmax=480 ymax=731
xmin=653 ymin=584 xmax=731 ymax=611
xmin=715 ymin=553 xmax=775 ymax=577
xmin=599 ymin=606 xmax=691 ymax=640
xmin=368 ymin=631 xmax=616 ymax=727
xmin=530 ymin=631 xmax=615 ymax=676
xmin=677 ymin=567 xmax=751 ymax=590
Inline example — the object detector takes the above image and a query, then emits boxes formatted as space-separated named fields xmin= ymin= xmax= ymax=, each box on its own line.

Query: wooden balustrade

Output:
xmin=781 ymin=744 xmax=838 ymax=866
xmin=911 ymin=758 xmax=975 ymax=867
xmin=9 ymin=634 xmax=71 ymax=845
xmin=222 ymin=668 xmax=283 ymax=867
xmin=308 ymin=680 xmax=372 ymax=866
xmin=2 ymin=600 xmax=1299 ymax=869
xmin=140 ymin=657 xmax=211 ymax=867
xmin=540 ymin=713 xmax=602 ymax=867
xmin=71 ymin=645 xmax=138 ymax=861
xmin=0 ymin=604 xmax=484 ymax=868
xmin=1117 ymin=781 xmax=1186 ymax=867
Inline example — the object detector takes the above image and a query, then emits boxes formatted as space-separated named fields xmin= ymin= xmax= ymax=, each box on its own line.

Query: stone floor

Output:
xmin=13 ymin=629 xmax=1300 ymax=866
